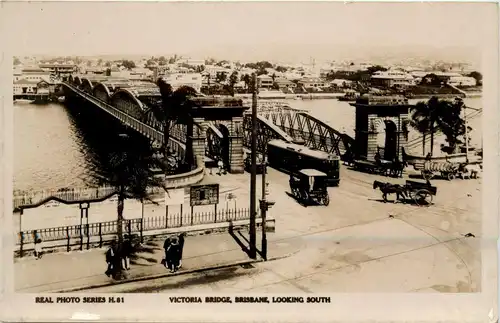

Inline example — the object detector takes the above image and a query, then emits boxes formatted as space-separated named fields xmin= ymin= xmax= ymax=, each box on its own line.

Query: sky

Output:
xmin=1 ymin=1 xmax=497 ymax=65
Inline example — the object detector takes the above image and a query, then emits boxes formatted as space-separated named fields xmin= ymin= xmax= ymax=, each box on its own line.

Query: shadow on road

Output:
xmin=228 ymin=224 xmax=264 ymax=259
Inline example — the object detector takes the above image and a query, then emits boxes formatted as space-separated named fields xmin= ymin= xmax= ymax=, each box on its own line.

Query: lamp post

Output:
xmin=249 ymin=73 xmax=258 ymax=259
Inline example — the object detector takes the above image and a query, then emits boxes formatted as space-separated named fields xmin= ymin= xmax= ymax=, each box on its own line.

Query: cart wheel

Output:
xmin=323 ymin=194 xmax=330 ymax=206
xmin=421 ymin=170 xmax=431 ymax=181
xmin=413 ymin=189 xmax=433 ymax=206
xmin=446 ymin=173 xmax=455 ymax=181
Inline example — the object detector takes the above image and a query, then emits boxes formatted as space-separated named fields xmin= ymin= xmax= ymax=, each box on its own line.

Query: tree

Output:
xmin=227 ymin=71 xmax=239 ymax=96
xmin=88 ymin=133 xmax=165 ymax=280
xmin=440 ymin=98 xmax=470 ymax=154
xmin=215 ymin=71 xmax=227 ymax=84
xmin=13 ymin=57 xmax=21 ymax=65
xmin=153 ymin=79 xmax=198 ymax=167
xmin=241 ymin=74 xmax=251 ymax=92
xmin=467 ymin=71 xmax=482 ymax=86
xmin=158 ymin=56 xmax=166 ymax=66
xmin=275 ymin=66 xmax=287 ymax=73
xmin=97 ymin=59 xmax=103 ymax=66
xmin=409 ymin=96 xmax=453 ymax=156
xmin=105 ymin=61 xmax=111 ymax=67
xmin=122 ymin=60 xmax=136 ymax=70
xmin=367 ymin=65 xmax=388 ymax=74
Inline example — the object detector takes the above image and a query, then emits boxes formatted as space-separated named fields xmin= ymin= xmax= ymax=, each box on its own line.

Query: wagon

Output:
xmin=352 ymin=159 xmax=404 ymax=178
xmin=402 ymin=180 xmax=437 ymax=206
xmin=289 ymin=169 xmax=330 ymax=206
xmin=414 ymin=161 xmax=461 ymax=181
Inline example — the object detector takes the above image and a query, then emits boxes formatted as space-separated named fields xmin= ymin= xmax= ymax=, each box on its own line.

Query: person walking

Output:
xmin=105 ymin=240 xmax=117 ymax=277
xmin=163 ymin=236 xmax=172 ymax=269
xmin=121 ymin=237 xmax=133 ymax=271
xmin=166 ymin=236 xmax=181 ymax=273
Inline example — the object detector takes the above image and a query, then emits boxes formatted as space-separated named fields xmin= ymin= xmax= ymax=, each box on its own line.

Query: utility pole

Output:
xmin=464 ymin=105 xmax=469 ymax=163
xmin=259 ymin=149 xmax=274 ymax=260
xmin=249 ymin=73 xmax=258 ymax=259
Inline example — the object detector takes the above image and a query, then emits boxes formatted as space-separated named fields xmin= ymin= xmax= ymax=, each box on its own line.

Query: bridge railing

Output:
xmin=13 ymin=186 xmax=165 ymax=210
xmin=16 ymin=207 xmax=260 ymax=256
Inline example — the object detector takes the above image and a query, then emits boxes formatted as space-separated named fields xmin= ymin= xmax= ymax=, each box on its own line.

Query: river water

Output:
xmin=13 ymin=97 xmax=482 ymax=192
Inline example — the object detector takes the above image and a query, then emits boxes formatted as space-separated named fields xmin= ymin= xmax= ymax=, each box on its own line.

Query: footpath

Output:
xmin=14 ymin=171 xmax=302 ymax=293
xmin=15 ymin=230 xmax=298 ymax=293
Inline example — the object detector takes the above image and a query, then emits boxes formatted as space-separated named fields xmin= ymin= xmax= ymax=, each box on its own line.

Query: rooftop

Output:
xmin=14 ymin=78 xmax=39 ymax=85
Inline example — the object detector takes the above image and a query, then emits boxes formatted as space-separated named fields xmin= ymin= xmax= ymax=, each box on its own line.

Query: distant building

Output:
xmin=257 ymin=74 xmax=273 ymax=89
xmin=20 ymin=67 xmax=51 ymax=83
xmin=13 ymin=78 xmax=39 ymax=94
xmin=370 ymin=70 xmax=415 ymax=87
xmin=447 ymin=76 xmax=477 ymax=87
xmin=330 ymin=79 xmax=353 ymax=88
xmin=297 ymin=77 xmax=329 ymax=89
xmin=162 ymin=73 xmax=203 ymax=93
xmin=39 ymin=63 xmax=77 ymax=78
xmin=274 ymin=78 xmax=297 ymax=90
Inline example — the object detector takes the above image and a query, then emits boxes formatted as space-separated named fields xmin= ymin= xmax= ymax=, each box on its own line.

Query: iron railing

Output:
xmin=17 ymin=208 xmax=259 ymax=256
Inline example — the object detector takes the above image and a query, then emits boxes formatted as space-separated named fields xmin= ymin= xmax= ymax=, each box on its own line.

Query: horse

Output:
xmin=373 ymin=180 xmax=407 ymax=203
xmin=389 ymin=159 xmax=408 ymax=178
xmin=459 ymin=163 xmax=481 ymax=179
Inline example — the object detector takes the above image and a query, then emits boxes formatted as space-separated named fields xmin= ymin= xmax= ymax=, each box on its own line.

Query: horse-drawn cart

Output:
xmin=373 ymin=180 xmax=437 ymax=206
xmin=403 ymin=180 xmax=437 ymax=206
xmin=352 ymin=159 xmax=404 ymax=178
xmin=414 ymin=161 xmax=461 ymax=181
xmin=289 ymin=169 xmax=330 ymax=206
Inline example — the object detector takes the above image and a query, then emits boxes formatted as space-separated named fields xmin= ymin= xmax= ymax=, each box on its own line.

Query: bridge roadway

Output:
xmin=82 ymin=165 xmax=482 ymax=294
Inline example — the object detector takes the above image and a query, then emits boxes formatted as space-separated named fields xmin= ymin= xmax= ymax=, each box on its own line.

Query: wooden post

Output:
xmin=214 ymin=204 xmax=218 ymax=223
xmin=165 ymin=205 xmax=169 ymax=228
xmin=66 ymin=227 xmax=70 ymax=252
xmin=191 ymin=206 xmax=194 ymax=226
xmin=140 ymin=218 xmax=144 ymax=243
xmin=180 ymin=204 xmax=183 ymax=226
xmin=86 ymin=223 xmax=90 ymax=250
xmin=79 ymin=208 xmax=83 ymax=251
xmin=99 ymin=223 xmax=102 ymax=248
xmin=19 ymin=232 xmax=24 ymax=258
xmin=127 ymin=220 xmax=132 ymax=237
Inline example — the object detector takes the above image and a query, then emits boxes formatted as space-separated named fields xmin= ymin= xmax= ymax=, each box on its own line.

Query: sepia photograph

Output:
xmin=0 ymin=1 xmax=498 ymax=322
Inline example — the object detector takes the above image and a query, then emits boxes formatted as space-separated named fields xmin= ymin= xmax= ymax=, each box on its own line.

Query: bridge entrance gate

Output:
xmin=352 ymin=99 xmax=411 ymax=162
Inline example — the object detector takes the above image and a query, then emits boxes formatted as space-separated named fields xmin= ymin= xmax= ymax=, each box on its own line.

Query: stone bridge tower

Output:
xmin=188 ymin=100 xmax=249 ymax=174
xmin=351 ymin=95 xmax=412 ymax=161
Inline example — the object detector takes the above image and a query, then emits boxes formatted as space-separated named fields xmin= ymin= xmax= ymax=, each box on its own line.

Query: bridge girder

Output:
xmin=242 ymin=115 xmax=292 ymax=153
xmin=257 ymin=111 xmax=355 ymax=157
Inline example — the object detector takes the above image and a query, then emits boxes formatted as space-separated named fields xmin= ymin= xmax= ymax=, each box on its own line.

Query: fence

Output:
xmin=17 ymin=208 xmax=258 ymax=257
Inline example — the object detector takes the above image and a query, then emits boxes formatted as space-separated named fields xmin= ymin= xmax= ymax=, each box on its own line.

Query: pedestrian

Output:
xmin=217 ymin=159 xmax=223 ymax=175
xmin=178 ymin=233 xmax=186 ymax=269
xmin=162 ymin=236 xmax=172 ymax=269
xmin=34 ymin=238 xmax=43 ymax=259
xmin=166 ymin=236 xmax=181 ymax=273
xmin=105 ymin=240 xmax=117 ymax=277
xmin=121 ymin=237 xmax=133 ymax=271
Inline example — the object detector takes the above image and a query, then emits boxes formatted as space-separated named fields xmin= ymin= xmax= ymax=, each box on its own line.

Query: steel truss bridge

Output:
xmin=243 ymin=107 xmax=355 ymax=157
xmin=63 ymin=77 xmax=353 ymax=166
